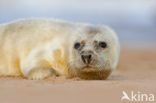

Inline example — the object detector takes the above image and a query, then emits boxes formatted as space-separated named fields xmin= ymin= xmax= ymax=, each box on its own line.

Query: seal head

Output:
xmin=68 ymin=24 xmax=120 ymax=79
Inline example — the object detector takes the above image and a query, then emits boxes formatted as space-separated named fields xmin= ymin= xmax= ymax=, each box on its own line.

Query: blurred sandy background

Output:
xmin=0 ymin=0 xmax=156 ymax=103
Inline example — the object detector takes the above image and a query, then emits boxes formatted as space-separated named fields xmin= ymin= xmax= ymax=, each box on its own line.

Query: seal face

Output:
xmin=0 ymin=19 xmax=120 ymax=80
xmin=68 ymin=24 xmax=120 ymax=79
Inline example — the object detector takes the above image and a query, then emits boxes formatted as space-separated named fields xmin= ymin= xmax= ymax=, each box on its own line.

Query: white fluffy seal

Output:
xmin=0 ymin=19 xmax=120 ymax=80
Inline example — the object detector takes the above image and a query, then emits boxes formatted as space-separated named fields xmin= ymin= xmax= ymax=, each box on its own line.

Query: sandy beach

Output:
xmin=0 ymin=47 xmax=156 ymax=103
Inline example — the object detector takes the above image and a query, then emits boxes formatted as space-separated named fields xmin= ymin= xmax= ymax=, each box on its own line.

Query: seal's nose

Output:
xmin=81 ymin=54 xmax=92 ymax=64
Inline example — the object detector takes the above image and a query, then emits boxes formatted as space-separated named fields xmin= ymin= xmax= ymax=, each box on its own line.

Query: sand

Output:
xmin=0 ymin=48 xmax=156 ymax=103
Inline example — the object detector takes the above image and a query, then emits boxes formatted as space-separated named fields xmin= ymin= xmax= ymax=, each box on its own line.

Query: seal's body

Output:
xmin=0 ymin=19 xmax=120 ymax=80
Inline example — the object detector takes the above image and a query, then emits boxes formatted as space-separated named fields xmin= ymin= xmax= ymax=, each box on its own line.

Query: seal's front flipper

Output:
xmin=27 ymin=68 xmax=54 ymax=80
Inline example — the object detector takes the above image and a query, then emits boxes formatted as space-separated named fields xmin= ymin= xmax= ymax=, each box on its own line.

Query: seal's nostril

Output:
xmin=81 ymin=55 xmax=86 ymax=63
xmin=88 ymin=54 xmax=92 ymax=60
xmin=87 ymin=54 xmax=92 ymax=64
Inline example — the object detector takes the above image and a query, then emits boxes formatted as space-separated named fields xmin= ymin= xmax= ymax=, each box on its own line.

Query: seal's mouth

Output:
xmin=81 ymin=66 xmax=98 ymax=72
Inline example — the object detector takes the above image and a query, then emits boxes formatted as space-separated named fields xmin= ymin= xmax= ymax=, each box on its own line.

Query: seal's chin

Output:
xmin=70 ymin=66 xmax=112 ymax=80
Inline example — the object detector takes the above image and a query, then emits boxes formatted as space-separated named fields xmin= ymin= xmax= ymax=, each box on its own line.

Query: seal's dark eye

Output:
xmin=99 ymin=42 xmax=107 ymax=48
xmin=74 ymin=42 xmax=81 ymax=49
